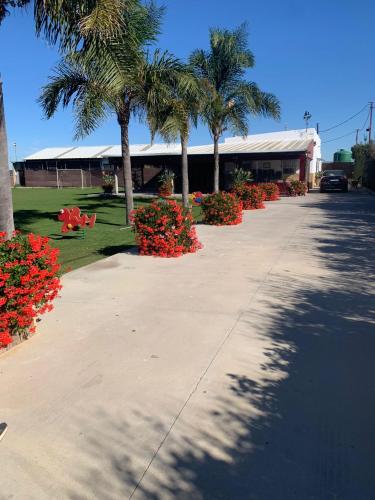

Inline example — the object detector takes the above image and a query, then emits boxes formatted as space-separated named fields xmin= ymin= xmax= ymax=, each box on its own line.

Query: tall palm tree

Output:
xmin=1 ymin=0 xmax=128 ymax=46
xmin=149 ymin=69 xmax=202 ymax=207
xmin=0 ymin=0 xmax=133 ymax=236
xmin=190 ymin=24 xmax=281 ymax=192
xmin=0 ymin=1 xmax=28 ymax=236
xmin=0 ymin=80 xmax=14 ymax=236
xmin=40 ymin=3 xmax=182 ymax=224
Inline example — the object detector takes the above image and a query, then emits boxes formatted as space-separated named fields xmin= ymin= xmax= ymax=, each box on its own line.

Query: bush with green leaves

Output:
xmin=158 ymin=169 xmax=175 ymax=198
xmin=231 ymin=167 xmax=253 ymax=192
xmin=288 ymin=180 xmax=307 ymax=196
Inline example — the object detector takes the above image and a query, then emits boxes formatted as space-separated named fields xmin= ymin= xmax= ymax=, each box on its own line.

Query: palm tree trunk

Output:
xmin=118 ymin=106 xmax=134 ymax=226
xmin=181 ymin=134 xmax=189 ymax=207
xmin=213 ymin=132 xmax=220 ymax=192
xmin=0 ymin=81 xmax=14 ymax=238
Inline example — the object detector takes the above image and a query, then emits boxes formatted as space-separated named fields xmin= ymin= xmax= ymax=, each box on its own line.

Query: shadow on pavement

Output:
xmin=69 ymin=192 xmax=375 ymax=500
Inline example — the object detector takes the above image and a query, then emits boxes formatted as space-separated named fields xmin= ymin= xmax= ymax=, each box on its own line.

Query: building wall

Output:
xmin=322 ymin=161 xmax=354 ymax=178
xmin=19 ymin=152 xmax=305 ymax=191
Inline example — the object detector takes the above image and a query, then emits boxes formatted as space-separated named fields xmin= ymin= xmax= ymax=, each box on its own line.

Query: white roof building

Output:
xmin=20 ymin=129 xmax=321 ymax=189
xmin=24 ymin=128 xmax=320 ymax=167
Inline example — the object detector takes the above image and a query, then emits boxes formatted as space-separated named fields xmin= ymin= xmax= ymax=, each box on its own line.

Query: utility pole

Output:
xmin=368 ymin=101 xmax=374 ymax=143
xmin=355 ymin=129 xmax=360 ymax=144
xmin=316 ymin=122 xmax=319 ymax=134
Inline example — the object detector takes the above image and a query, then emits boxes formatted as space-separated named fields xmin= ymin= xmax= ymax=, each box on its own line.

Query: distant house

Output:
xmin=14 ymin=128 xmax=321 ymax=192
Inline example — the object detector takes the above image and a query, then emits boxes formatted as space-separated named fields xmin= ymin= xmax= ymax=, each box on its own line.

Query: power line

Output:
xmin=320 ymin=104 xmax=368 ymax=133
xmin=360 ymin=110 xmax=370 ymax=131
xmin=321 ymin=130 xmax=357 ymax=144
xmin=321 ymin=109 xmax=371 ymax=145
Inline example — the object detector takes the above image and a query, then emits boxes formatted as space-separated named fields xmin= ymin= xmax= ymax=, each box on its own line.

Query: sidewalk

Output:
xmin=1 ymin=191 xmax=374 ymax=499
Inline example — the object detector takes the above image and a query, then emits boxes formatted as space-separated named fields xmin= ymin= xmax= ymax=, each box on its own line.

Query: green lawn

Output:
xmin=12 ymin=188 xmax=202 ymax=272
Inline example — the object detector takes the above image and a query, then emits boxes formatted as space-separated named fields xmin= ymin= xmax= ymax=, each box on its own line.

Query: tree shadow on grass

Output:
xmin=13 ymin=209 xmax=58 ymax=231
xmin=59 ymin=192 xmax=375 ymax=499
xmin=48 ymin=233 xmax=82 ymax=241
xmin=97 ymin=243 xmax=138 ymax=256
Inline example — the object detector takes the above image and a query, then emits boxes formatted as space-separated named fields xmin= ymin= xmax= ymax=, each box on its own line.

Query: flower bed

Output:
xmin=131 ymin=199 xmax=201 ymax=257
xmin=258 ymin=182 xmax=280 ymax=201
xmin=235 ymin=184 xmax=265 ymax=210
xmin=201 ymin=192 xmax=243 ymax=225
xmin=288 ymin=180 xmax=307 ymax=196
xmin=0 ymin=232 xmax=61 ymax=349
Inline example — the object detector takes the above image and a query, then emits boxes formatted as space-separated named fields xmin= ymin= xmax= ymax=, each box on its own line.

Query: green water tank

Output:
xmin=333 ymin=149 xmax=353 ymax=162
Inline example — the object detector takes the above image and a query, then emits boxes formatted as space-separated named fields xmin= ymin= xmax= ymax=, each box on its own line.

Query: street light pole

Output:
xmin=303 ymin=111 xmax=312 ymax=132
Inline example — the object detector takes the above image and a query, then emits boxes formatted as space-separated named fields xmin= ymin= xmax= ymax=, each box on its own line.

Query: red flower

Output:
xmin=201 ymin=192 xmax=243 ymax=225
xmin=131 ymin=199 xmax=202 ymax=257
xmin=0 ymin=232 xmax=61 ymax=348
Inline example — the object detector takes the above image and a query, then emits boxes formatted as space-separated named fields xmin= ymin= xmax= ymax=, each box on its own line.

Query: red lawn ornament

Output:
xmin=58 ymin=207 xmax=96 ymax=233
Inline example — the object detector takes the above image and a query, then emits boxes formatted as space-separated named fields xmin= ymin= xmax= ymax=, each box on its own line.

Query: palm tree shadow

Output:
xmin=13 ymin=209 xmax=57 ymax=231
xmin=60 ymin=192 xmax=375 ymax=500
xmin=98 ymin=243 xmax=138 ymax=256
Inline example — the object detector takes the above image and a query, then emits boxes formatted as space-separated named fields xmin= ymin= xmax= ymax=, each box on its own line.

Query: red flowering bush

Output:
xmin=131 ymin=199 xmax=202 ymax=257
xmin=258 ymin=182 xmax=280 ymax=201
xmin=201 ymin=192 xmax=243 ymax=225
xmin=235 ymin=184 xmax=266 ymax=210
xmin=0 ymin=232 xmax=61 ymax=349
xmin=288 ymin=180 xmax=307 ymax=196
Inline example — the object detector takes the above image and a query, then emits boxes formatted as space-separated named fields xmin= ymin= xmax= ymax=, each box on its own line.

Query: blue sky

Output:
xmin=0 ymin=0 xmax=374 ymax=162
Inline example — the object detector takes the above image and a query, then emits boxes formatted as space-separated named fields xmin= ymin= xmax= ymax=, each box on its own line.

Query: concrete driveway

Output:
xmin=1 ymin=191 xmax=374 ymax=500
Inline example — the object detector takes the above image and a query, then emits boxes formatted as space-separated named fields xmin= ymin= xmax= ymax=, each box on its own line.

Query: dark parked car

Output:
xmin=320 ymin=170 xmax=348 ymax=193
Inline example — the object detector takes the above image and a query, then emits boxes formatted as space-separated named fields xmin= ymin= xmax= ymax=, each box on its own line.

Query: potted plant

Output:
xmin=231 ymin=167 xmax=253 ymax=192
xmin=158 ymin=169 xmax=175 ymax=198
xmin=102 ymin=172 xmax=115 ymax=194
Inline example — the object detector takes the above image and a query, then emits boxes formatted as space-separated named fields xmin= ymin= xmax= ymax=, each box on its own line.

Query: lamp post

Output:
xmin=303 ymin=111 xmax=312 ymax=132
xmin=13 ymin=142 xmax=17 ymax=163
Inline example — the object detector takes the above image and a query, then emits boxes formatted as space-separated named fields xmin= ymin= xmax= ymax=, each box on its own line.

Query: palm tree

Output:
xmin=149 ymin=69 xmax=202 ymax=207
xmin=0 ymin=80 xmax=14 ymax=236
xmin=1 ymin=0 xmax=128 ymax=46
xmin=0 ymin=0 xmax=133 ymax=236
xmin=190 ymin=24 xmax=281 ymax=192
xmin=40 ymin=3 xmax=182 ymax=224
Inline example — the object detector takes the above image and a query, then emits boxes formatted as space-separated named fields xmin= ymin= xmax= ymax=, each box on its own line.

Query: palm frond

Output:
xmin=190 ymin=23 xmax=281 ymax=137
xmin=0 ymin=0 xmax=28 ymax=25
xmin=39 ymin=57 xmax=113 ymax=138
xmin=237 ymin=82 xmax=281 ymax=119
xmin=34 ymin=0 xmax=131 ymax=51
xmin=78 ymin=0 xmax=130 ymax=41
xmin=73 ymin=86 xmax=111 ymax=139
